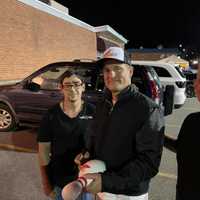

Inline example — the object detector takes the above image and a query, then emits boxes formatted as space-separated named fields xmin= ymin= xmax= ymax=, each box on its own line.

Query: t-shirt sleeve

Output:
xmin=37 ymin=112 xmax=53 ymax=142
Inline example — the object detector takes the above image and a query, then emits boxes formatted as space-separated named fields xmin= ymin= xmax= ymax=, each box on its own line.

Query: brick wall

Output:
xmin=0 ymin=0 xmax=96 ymax=80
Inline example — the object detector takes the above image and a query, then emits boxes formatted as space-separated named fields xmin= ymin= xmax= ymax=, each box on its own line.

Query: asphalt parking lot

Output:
xmin=150 ymin=97 xmax=199 ymax=199
xmin=0 ymin=98 xmax=199 ymax=200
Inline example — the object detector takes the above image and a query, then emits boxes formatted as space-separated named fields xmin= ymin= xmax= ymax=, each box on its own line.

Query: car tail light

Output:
xmin=175 ymin=81 xmax=186 ymax=88
xmin=149 ymin=80 xmax=160 ymax=104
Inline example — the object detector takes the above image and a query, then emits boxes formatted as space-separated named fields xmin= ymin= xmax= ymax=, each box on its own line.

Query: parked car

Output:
xmin=0 ymin=60 xmax=173 ymax=131
xmin=132 ymin=61 xmax=186 ymax=109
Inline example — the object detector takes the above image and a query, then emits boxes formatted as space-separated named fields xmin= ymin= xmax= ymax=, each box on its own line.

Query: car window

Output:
xmin=153 ymin=66 xmax=171 ymax=77
xmin=148 ymin=67 xmax=162 ymax=88
xmin=132 ymin=65 xmax=150 ymax=95
xmin=175 ymin=66 xmax=186 ymax=78
xmin=96 ymin=73 xmax=105 ymax=91
xmin=77 ymin=68 xmax=97 ymax=91
xmin=31 ymin=67 xmax=68 ymax=90
xmin=31 ymin=65 xmax=97 ymax=91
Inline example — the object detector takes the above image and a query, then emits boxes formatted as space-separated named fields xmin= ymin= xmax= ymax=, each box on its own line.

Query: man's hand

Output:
xmin=39 ymin=165 xmax=54 ymax=197
xmin=38 ymin=142 xmax=54 ymax=197
xmin=42 ymin=179 xmax=54 ymax=197
xmin=74 ymin=151 xmax=90 ymax=167
xmin=48 ymin=190 xmax=56 ymax=199
xmin=83 ymin=173 xmax=102 ymax=194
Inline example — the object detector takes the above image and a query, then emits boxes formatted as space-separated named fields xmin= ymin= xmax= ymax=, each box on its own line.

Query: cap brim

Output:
xmin=96 ymin=58 xmax=124 ymax=69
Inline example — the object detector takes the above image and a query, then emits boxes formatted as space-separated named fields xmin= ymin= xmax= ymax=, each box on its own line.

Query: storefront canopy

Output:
xmin=158 ymin=55 xmax=189 ymax=68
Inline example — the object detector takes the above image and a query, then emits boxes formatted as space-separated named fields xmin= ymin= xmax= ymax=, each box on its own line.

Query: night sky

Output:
xmin=57 ymin=1 xmax=200 ymax=53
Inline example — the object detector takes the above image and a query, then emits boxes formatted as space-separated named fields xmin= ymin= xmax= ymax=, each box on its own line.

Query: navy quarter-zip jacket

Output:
xmin=88 ymin=85 xmax=165 ymax=196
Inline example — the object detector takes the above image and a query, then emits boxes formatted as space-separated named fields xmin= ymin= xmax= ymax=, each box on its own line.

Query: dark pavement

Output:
xmin=0 ymin=98 xmax=199 ymax=200
xmin=0 ymin=127 xmax=49 ymax=200
xmin=0 ymin=127 xmax=38 ymax=153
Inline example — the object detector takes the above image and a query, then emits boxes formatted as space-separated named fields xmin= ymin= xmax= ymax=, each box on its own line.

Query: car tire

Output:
xmin=186 ymin=84 xmax=195 ymax=98
xmin=163 ymin=85 xmax=174 ymax=116
xmin=0 ymin=103 xmax=17 ymax=132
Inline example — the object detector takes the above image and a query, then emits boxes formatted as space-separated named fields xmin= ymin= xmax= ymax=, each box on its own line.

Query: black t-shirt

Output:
xmin=37 ymin=102 xmax=95 ymax=188
xmin=176 ymin=112 xmax=200 ymax=199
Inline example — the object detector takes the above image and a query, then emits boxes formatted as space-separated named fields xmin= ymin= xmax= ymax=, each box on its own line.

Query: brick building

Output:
xmin=0 ymin=0 xmax=127 ymax=81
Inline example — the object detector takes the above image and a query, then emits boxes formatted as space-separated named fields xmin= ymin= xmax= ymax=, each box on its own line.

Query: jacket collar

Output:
xmin=104 ymin=84 xmax=138 ymax=103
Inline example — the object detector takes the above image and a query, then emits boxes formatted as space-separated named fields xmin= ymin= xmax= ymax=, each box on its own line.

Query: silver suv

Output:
xmin=132 ymin=61 xmax=186 ymax=108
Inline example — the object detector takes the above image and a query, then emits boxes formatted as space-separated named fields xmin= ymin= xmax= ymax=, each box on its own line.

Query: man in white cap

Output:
xmin=76 ymin=47 xmax=165 ymax=200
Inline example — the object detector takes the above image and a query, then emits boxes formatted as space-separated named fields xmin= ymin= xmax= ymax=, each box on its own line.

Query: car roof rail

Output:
xmin=73 ymin=58 xmax=96 ymax=63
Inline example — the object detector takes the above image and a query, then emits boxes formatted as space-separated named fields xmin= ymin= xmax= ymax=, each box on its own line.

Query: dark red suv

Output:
xmin=0 ymin=60 xmax=173 ymax=131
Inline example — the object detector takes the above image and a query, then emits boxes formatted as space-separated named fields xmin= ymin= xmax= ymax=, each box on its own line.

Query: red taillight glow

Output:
xmin=150 ymin=80 xmax=159 ymax=100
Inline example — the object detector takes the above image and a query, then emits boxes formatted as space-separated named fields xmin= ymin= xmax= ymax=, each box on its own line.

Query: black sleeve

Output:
xmin=176 ymin=113 xmax=193 ymax=147
xmin=101 ymin=107 xmax=165 ymax=195
xmin=37 ymin=112 xmax=53 ymax=142
xmin=164 ymin=113 xmax=196 ymax=153
xmin=164 ymin=135 xmax=177 ymax=153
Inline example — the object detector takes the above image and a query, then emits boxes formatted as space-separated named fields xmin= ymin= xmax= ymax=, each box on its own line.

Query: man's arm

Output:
xmin=38 ymin=142 xmax=54 ymax=197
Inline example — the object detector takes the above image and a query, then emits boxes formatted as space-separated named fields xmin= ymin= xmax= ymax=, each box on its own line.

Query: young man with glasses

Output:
xmin=75 ymin=47 xmax=165 ymax=200
xmin=37 ymin=70 xmax=95 ymax=200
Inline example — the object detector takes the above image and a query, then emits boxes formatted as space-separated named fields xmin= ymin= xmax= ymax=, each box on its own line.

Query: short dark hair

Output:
xmin=59 ymin=70 xmax=84 ymax=84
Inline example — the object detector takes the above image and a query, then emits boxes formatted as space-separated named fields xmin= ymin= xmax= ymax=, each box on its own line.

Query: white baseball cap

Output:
xmin=97 ymin=47 xmax=131 ymax=68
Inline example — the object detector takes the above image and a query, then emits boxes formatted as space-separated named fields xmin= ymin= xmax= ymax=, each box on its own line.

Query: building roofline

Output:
xmin=94 ymin=25 xmax=128 ymax=44
xmin=18 ymin=0 xmax=94 ymax=31
xmin=18 ymin=1 xmax=128 ymax=44
xmin=128 ymin=48 xmax=180 ymax=53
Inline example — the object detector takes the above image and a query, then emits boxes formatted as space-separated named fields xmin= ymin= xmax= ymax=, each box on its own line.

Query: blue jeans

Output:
xmin=54 ymin=187 xmax=93 ymax=200
xmin=80 ymin=192 xmax=94 ymax=200
xmin=54 ymin=187 xmax=63 ymax=200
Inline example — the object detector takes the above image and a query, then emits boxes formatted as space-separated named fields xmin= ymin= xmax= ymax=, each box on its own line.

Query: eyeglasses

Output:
xmin=62 ymin=82 xmax=83 ymax=90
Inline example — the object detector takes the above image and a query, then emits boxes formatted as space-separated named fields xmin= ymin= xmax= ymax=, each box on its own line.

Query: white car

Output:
xmin=132 ymin=60 xmax=186 ymax=109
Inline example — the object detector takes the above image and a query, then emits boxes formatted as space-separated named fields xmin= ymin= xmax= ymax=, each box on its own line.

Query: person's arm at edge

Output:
xmin=164 ymin=113 xmax=194 ymax=154
xmin=164 ymin=135 xmax=177 ymax=153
